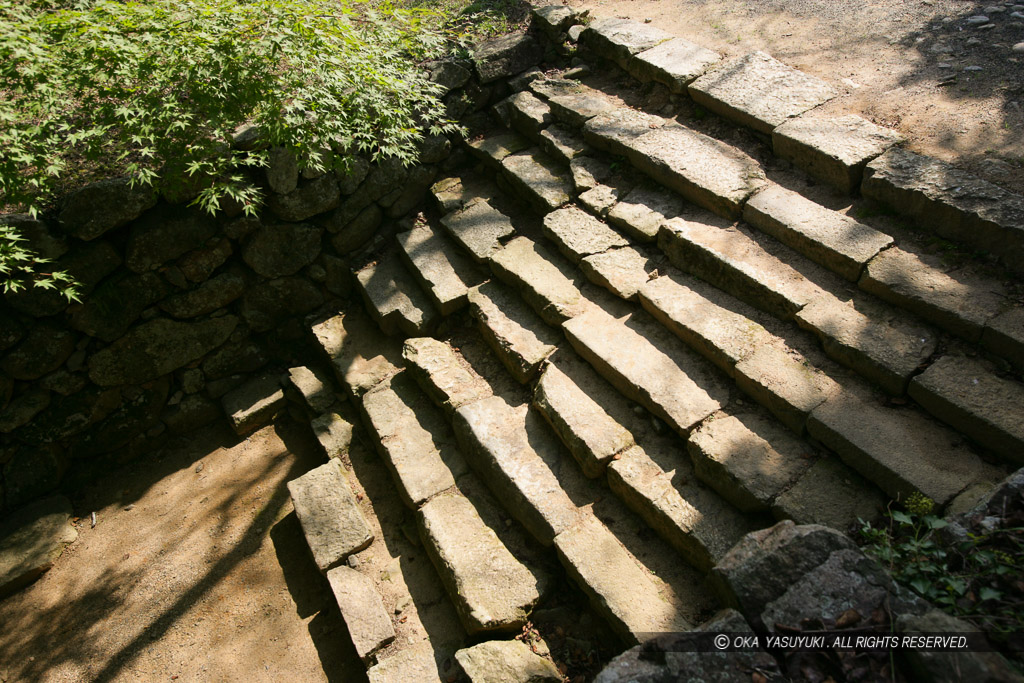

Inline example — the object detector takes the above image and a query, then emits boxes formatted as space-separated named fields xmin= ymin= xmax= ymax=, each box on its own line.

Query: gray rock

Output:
xmin=354 ymin=253 xmax=438 ymax=337
xmin=240 ymin=277 xmax=323 ymax=332
xmin=581 ymin=247 xmax=657 ymax=301
xmin=202 ymin=339 xmax=268 ymax=380
xmin=0 ymin=496 xmax=77 ymax=599
xmin=582 ymin=18 xmax=674 ymax=66
xmin=419 ymin=135 xmax=452 ymax=164
xmin=773 ymin=456 xmax=885 ymax=531
xmin=125 ymin=205 xmax=218 ymax=273
xmin=69 ymin=271 xmax=169 ymax=341
xmin=897 ymin=609 xmax=1024 ymax=683
xmin=266 ymin=146 xmax=299 ymax=194
xmin=456 ymin=640 xmax=561 ymax=682
xmin=508 ymin=91 xmax=554 ymax=138
xmin=467 ymin=281 xmax=559 ymax=384
xmin=329 ymin=203 xmax=383 ymax=255
xmin=58 ymin=177 xmax=157 ymax=241
xmin=402 ymin=337 xmax=492 ymax=417
xmin=221 ymin=373 xmax=286 ymax=435
xmin=367 ymin=641 xmax=441 ymax=683
xmin=966 ymin=15 xmax=990 ymax=24
xmin=242 ymin=222 xmax=322 ymax=278
xmin=311 ymin=411 xmax=353 ymax=459
xmin=288 ymin=365 xmax=336 ymax=414
xmin=607 ymin=183 xmax=685 ymax=243
xmin=159 ymin=271 xmax=246 ymax=319
xmin=548 ymin=90 xmax=617 ymax=128
xmin=532 ymin=5 xmax=577 ymax=34
xmin=0 ymin=324 xmax=75 ymax=381
xmin=267 ymin=173 xmax=341 ymax=222
xmin=474 ymin=33 xmax=544 ymax=84
xmin=177 ymin=237 xmax=233 ymax=283
xmin=385 ymin=165 xmax=437 ymax=218
xmin=429 ymin=59 xmax=472 ymax=94
xmin=440 ymin=198 xmax=516 ymax=263
xmin=539 ymin=125 xmax=590 ymax=164
xmin=467 ymin=131 xmax=533 ymax=169
xmin=0 ymin=388 xmax=51 ymax=434
xmin=88 ymin=316 xmax=238 ymax=386
xmin=335 ymin=156 xmax=371 ymax=195
xmin=542 ymin=205 xmax=629 ymax=264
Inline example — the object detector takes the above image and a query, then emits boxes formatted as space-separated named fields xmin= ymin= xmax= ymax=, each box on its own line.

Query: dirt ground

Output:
xmin=0 ymin=418 xmax=363 ymax=683
xmin=560 ymin=0 xmax=1024 ymax=191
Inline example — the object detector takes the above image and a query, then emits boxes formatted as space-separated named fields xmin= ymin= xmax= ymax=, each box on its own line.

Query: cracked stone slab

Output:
xmin=222 ymin=373 xmax=286 ymax=436
xmin=467 ymin=281 xmax=559 ymax=384
xmin=773 ymin=456 xmax=886 ymax=531
xmin=548 ymin=90 xmax=618 ymax=128
xmin=582 ymin=247 xmax=658 ymax=301
xmin=773 ymin=114 xmax=904 ymax=193
xmin=909 ymin=355 xmax=1024 ymax=465
xmin=689 ymin=51 xmax=837 ymax=134
xmin=355 ymin=253 xmax=438 ymax=337
xmin=542 ymin=205 xmax=629 ymax=264
xmin=735 ymin=345 xmax=841 ymax=435
xmin=397 ymin=222 xmax=486 ymax=315
xmin=440 ymin=198 xmax=516 ymax=263
xmin=488 ymin=237 xmax=586 ymax=326
xmin=500 ymin=151 xmax=574 ymax=213
xmin=607 ymin=183 xmax=685 ymax=243
xmin=627 ymin=37 xmax=722 ymax=93
xmin=403 ymin=337 xmax=493 ymax=417
xmin=326 ymin=566 xmax=395 ymax=662
xmin=743 ymin=183 xmax=893 ymax=281
xmin=287 ymin=459 xmax=373 ymax=572
xmin=581 ymin=17 xmax=675 ymax=67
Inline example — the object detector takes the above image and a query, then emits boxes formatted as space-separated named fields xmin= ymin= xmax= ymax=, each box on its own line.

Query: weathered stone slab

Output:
xmin=688 ymin=412 xmax=815 ymax=513
xmin=453 ymin=396 xmax=581 ymax=545
xmin=489 ymin=237 xmax=586 ymax=326
xmin=539 ymin=125 xmax=590 ymax=164
xmin=548 ymin=90 xmax=617 ymax=128
xmin=607 ymin=183 xmax=684 ymax=243
xmin=0 ymin=389 xmax=50 ymax=434
xmin=500 ymin=151 xmax=574 ymax=213
xmin=689 ymin=51 xmax=837 ymax=134
xmin=858 ymin=247 xmax=1004 ymax=342
xmin=88 ymin=316 xmax=237 ymax=387
xmin=508 ymin=91 xmax=553 ymax=138
xmin=581 ymin=247 xmax=656 ymax=301
xmin=638 ymin=272 xmax=776 ymax=377
xmin=578 ymin=185 xmax=625 ymax=218
xmin=431 ymin=177 xmax=470 ymax=214
xmin=534 ymin=362 xmax=634 ymax=478
xmin=807 ymin=391 xmax=993 ymax=505
xmin=325 ymin=566 xmax=395 ymax=662
xmin=159 ymin=271 xmax=245 ymax=319
xmin=355 ymin=253 xmax=438 ymax=337
xmin=403 ymin=337 xmax=492 ymax=416
xmin=311 ymin=309 xmax=403 ymax=398
xmin=628 ymin=125 xmax=767 ymax=218
xmin=542 ymin=206 xmax=629 ymax=264
xmin=909 ymin=355 xmax=1024 ymax=465
xmin=1 ymin=325 xmax=75 ymax=382
xmin=467 ymin=131 xmax=532 ymax=168
xmin=743 ymin=184 xmax=893 ymax=281
xmin=660 ymin=217 xmax=823 ymax=320
xmin=440 ymin=198 xmax=516 ymax=263
xmin=474 ymin=33 xmax=543 ymax=84
xmin=554 ymin=514 xmax=689 ymax=644
xmin=583 ymin=109 xmax=667 ymax=158
xmin=287 ymin=459 xmax=373 ymax=572
xmin=456 ymin=640 xmax=561 ymax=682
xmin=222 ymin=373 xmax=286 ymax=435
xmin=367 ymin=642 xmax=441 ymax=683
xmin=773 ymin=114 xmax=904 ymax=193
xmin=397 ymin=222 xmax=485 ymax=315
xmin=267 ymin=174 xmax=341 ymax=222
xmin=772 ymin=456 xmax=885 ymax=530
xmin=735 ymin=345 xmax=840 ymax=435
xmin=982 ymin=307 xmax=1024 ymax=370
xmin=467 ymin=282 xmax=559 ymax=384
xmin=569 ymin=156 xmax=613 ymax=193
xmin=288 ymin=365 xmax=336 ymax=414
xmin=627 ymin=38 xmax=721 ymax=93
xmin=361 ymin=372 xmax=461 ymax=508
xmin=796 ymin=294 xmax=937 ymax=395
xmin=125 ymin=205 xmax=218 ymax=273
xmin=563 ymin=306 xmax=728 ymax=435
xmin=0 ymin=496 xmax=77 ymax=599
xmin=310 ymin=411 xmax=353 ymax=459
xmin=529 ymin=77 xmax=586 ymax=101
xmin=582 ymin=18 xmax=674 ymax=66
xmin=419 ymin=491 xmax=540 ymax=633
xmin=532 ymin=5 xmax=577 ymax=34
xmin=607 ymin=446 xmax=757 ymax=572
xmin=862 ymin=148 xmax=1024 ymax=273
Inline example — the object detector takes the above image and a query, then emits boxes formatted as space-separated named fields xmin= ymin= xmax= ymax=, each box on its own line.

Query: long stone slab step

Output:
xmin=908 ymin=355 xmax=1024 ymax=465
xmin=606 ymin=182 xmax=686 ymax=243
xmin=488 ymin=236 xmax=587 ymax=326
xmin=539 ymin=124 xmax=591 ymax=165
xmin=688 ymin=51 xmax=837 ymax=135
xmin=396 ymin=221 xmax=487 ymax=316
xmin=606 ymin=445 xmax=759 ymax=573
xmin=862 ymin=147 xmax=1024 ymax=276
xmin=466 ymin=130 xmax=531 ymax=169
xmin=659 ymin=216 xmax=825 ymax=320
xmin=563 ymin=305 xmax=729 ymax=436
xmin=311 ymin=308 xmax=402 ymax=399
xmin=325 ymin=566 xmax=395 ymax=663
xmin=354 ymin=252 xmax=438 ymax=337
xmin=507 ymin=91 xmax=553 ymax=140
xmin=418 ymin=491 xmax=541 ymax=634
xmin=581 ymin=246 xmax=662 ymax=302
xmin=772 ymin=456 xmax=886 ymax=531
xmin=456 ymin=640 xmax=562 ymax=682
xmin=626 ymin=37 xmax=722 ymax=94
xmin=453 ymin=396 xmax=582 ymax=546
xmin=367 ymin=641 xmax=441 ymax=683
xmin=583 ymin=108 xmax=668 ymax=159
xmin=359 ymin=371 xmax=467 ymax=508
xmin=287 ymin=459 xmax=374 ymax=572
xmin=467 ymin=281 xmax=560 ymax=384
xmin=440 ymin=197 xmax=516 ymax=263
xmin=743 ymin=183 xmax=893 ymax=282
xmin=403 ymin=337 xmax=493 ymax=418
xmin=500 ymin=150 xmax=574 ymax=213
xmin=806 ymin=390 xmax=997 ymax=505
xmin=547 ymin=87 xmax=618 ymax=128
xmin=542 ymin=205 xmax=630 ymax=265
xmin=581 ymin=17 xmax=675 ymax=67
xmin=554 ymin=513 xmax=690 ymax=645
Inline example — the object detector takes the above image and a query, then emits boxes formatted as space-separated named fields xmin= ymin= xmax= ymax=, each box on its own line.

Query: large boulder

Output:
xmin=242 ymin=222 xmax=322 ymax=277
xmin=267 ymin=173 xmax=341 ymax=222
xmin=58 ymin=177 xmax=157 ymax=241
xmin=474 ymin=34 xmax=544 ymax=84
xmin=68 ymin=271 xmax=169 ymax=341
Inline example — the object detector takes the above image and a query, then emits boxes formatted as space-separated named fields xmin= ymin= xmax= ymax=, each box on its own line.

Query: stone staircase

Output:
xmin=282 ymin=10 xmax=1024 ymax=681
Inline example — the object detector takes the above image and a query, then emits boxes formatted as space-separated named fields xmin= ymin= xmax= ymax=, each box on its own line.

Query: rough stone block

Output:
xmin=581 ymin=247 xmax=657 ymax=301
xmin=607 ymin=183 xmax=685 ymax=243
xmin=310 ymin=411 xmax=354 ymax=459
xmin=397 ymin=222 xmax=486 ymax=316
xmin=288 ymin=365 xmax=337 ymax=414
xmin=548 ymin=90 xmax=617 ymax=128
xmin=627 ymin=38 xmax=721 ymax=93
xmin=456 ymin=640 xmax=561 ymax=682
xmin=508 ymin=91 xmax=553 ymax=138
xmin=467 ymin=131 xmax=532 ymax=168
xmin=221 ymin=373 xmax=286 ymax=436
xmin=310 ymin=309 xmax=403 ymax=398
xmin=500 ymin=151 xmax=574 ymax=213
xmin=354 ymin=253 xmax=439 ymax=337
xmin=772 ymin=456 xmax=885 ymax=531
xmin=734 ymin=345 xmax=840 ymax=435
xmin=367 ymin=642 xmax=440 ymax=683
xmin=440 ymin=198 xmax=516 ymax=263
xmin=403 ymin=337 xmax=492 ymax=417
xmin=325 ymin=566 xmax=395 ymax=662
xmin=542 ymin=206 xmax=629 ymax=264
xmin=488 ymin=237 xmax=586 ymax=326
xmin=467 ymin=282 xmax=559 ymax=384
xmin=474 ymin=33 xmax=543 ymax=84
xmin=582 ymin=18 xmax=674 ymax=66
xmin=583 ymin=109 xmax=667 ymax=158
xmin=982 ymin=307 xmax=1024 ymax=371
xmin=539 ymin=125 xmax=590 ymax=164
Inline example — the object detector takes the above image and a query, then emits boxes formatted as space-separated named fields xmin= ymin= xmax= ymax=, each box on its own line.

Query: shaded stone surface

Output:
xmin=288 ymin=365 xmax=336 ymax=414
xmin=125 ymin=205 xmax=218 ymax=273
xmin=355 ymin=253 xmax=438 ymax=337
xmin=440 ymin=198 xmax=516 ymax=263
xmin=397 ymin=222 xmax=485 ymax=316
xmin=734 ymin=345 xmax=840 ymax=434
xmin=982 ymin=307 xmax=1024 ymax=370
xmin=1 ymin=325 xmax=75 ymax=381
xmin=607 ymin=183 xmax=684 ymax=243
xmin=627 ymin=38 xmax=721 ymax=93
xmin=539 ymin=125 xmax=590 ymax=164
xmin=0 ymin=389 xmax=51 ymax=434
xmin=548 ymin=90 xmax=617 ymax=128
xmin=242 ymin=222 xmax=322 ymax=278
xmin=542 ymin=206 xmax=629 ymax=264
xmin=367 ymin=641 xmax=440 ymax=683
xmin=327 ymin=204 xmax=382 ymax=254
xmin=311 ymin=309 xmax=403 ymax=398
xmin=0 ymin=496 xmax=77 ymax=599
xmin=489 ymin=237 xmax=585 ymax=327
xmin=500 ymin=151 xmax=574 ymax=213
xmin=468 ymin=281 xmax=560 ymax=384
xmin=474 ymin=33 xmax=543 ymax=84
xmin=508 ymin=91 xmax=553 ymax=138
xmin=403 ymin=337 xmax=492 ymax=417
xmin=467 ymin=132 xmax=533 ymax=168
xmin=239 ymin=277 xmax=323 ymax=332
xmin=581 ymin=247 xmax=657 ymax=301
xmin=267 ymin=173 xmax=341 ymax=222
xmin=221 ymin=373 xmax=286 ymax=435
xmin=773 ymin=456 xmax=885 ymax=531
xmin=456 ymin=640 xmax=561 ymax=682
xmin=159 ymin=271 xmax=246 ymax=320
xmin=689 ymin=51 xmax=837 ymax=134
xmin=5 ymin=241 xmax=121 ymax=318
xmin=58 ymin=177 xmax=157 ymax=241
xmin=68 ymin=271 xmax=169 ymax=342
xmin=583 ymin=109 xmax=667 ymax=158
xmin=310 ymin=411 xmax=353 ymax=460
xmin=287 ymin=459 xmax=373 ymax=572
xmin=325 ymin=565 xmax=395 ymax=662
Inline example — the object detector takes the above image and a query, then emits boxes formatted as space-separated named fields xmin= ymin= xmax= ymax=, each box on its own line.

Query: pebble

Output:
xmin=966 ymin=15 xmax=989 ymax=24
xmin=937 ymin=63 xmax=953 ymax=69
xmin=983 ymin=5 xmax=1005 ymax=12
xmin=965 ymin=65 xmax=984 ymax=71
xmin=1014 ymin=42 xmax=1024 ymax=52
xmin=967 ymin=37 xmax=983 ymax=45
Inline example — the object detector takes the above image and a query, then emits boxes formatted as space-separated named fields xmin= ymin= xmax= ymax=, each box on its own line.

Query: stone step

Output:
xmin=606 ymin=182 xmax=686 ymax=243
xmin=687 ymin=51 xmax=837 ymax=135
xmin=507 ymin=91 xmax=553 ymax=139
xmin=606 ymin=445 xmax=759 ymax=573
xmin=583 ymin=108 xmax=668 ymax=159
xmin=659 ymin=216 xmax=824 ymax=320
xmin=743 ymin=183 xmax=893 ymax=282
xmin=626 ymin=37 xmax=722 ymax=94
xmin=538 ymin=124 xmax=591 ymax=165
xmin=563 ymin=305 xmax=729 ymax=436
xmin=402 ymin=337 xmax=493 ymax=418
xmin=456 ymin=640 xmax=562 ymax=682
xmin=982 ymin=308 xmax=1024 ymax=371
xmin=533 ymin=360 xmax=636 ymax=478
xmin=488 ymin=236 xmax=587 ymax=326
xmin=806 ymin=390 xmax=996 ymax=506
xmin=500 ymin=150 xmax=574 ymax=213
xmin=417 ymin=491 xmax=541 ymax=634
xmin=862 ymin=147 xmax=1024 ymax=276
xmin=311 ymin=308 xmax=403 ymax=399
xmin=467 ymin=281 xmax=560 ymax=384
xmin=542 ymin=205 xmax=630 ymax=265
xmin=553 ymin=513 xmax=690 ymax=644
xmin=325 ymin=565 xmax=395 ymax=663
xmin=467 ymin=130 xmax=531 ymax=169
xmin=359 ymin=371 xmax=467 ymax=508
xmin=908 ymin=355 xmax=1024 ymax=465
xmin=287 ymin=459 xmax=374 ymax=572
xmin=581 ymin=17 xmax=675 ymax=68
xmin=795 ymin=293 xmax=937 ymax=396
xmin=354 ymin=252 xmax=438 ymax=337
xmin=773 ymin=455 xmax=887 ymax=530
xmin=547 ymin=87 xmax=618 ymax=128
xmin=396 ymin=221 xmax=487 ymax=316
xmin=581 ymin=246 xmax=662 ymax=302
xmin=367 ymin=641 xmax=441 ymax=683
xmin=453 ymin=396 xmax=582 ymax=546
xmin=858 ymin=246 xmax=1007 ymax=343
xmin=440 ymin=197 xmax=516 ymax=263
